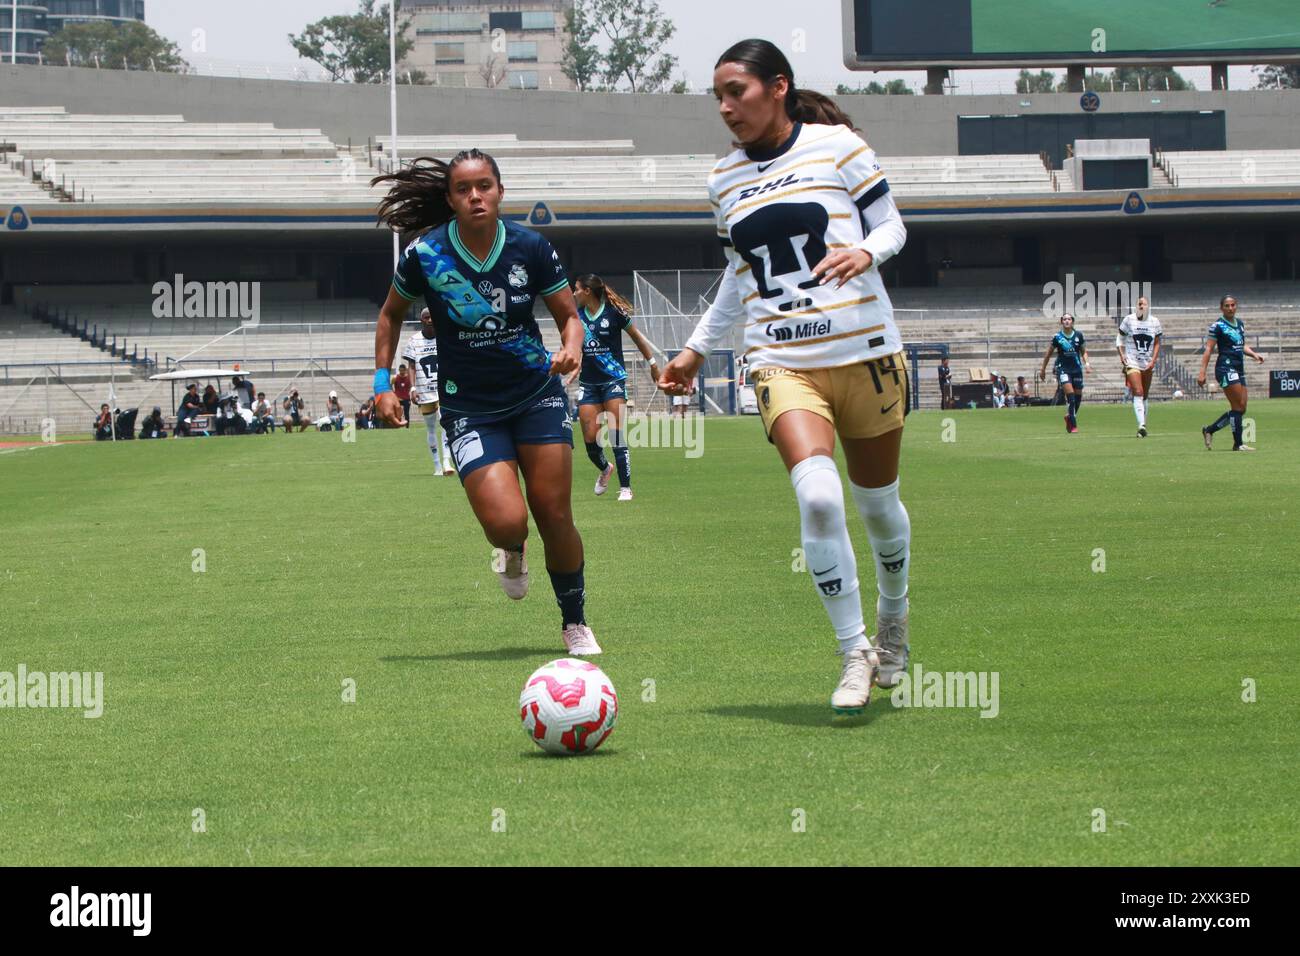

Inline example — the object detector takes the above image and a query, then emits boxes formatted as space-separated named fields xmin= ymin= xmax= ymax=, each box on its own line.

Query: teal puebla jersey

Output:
xmin=1053 ymin=329 xmax=1086 ymax=374
xmin=393 ymin=218 xmax=570 ymax=418
xmin=578 ymin=303 xmax=633 ymax=386
xmin=1207 ymin=316 xmax=1246 ymax=373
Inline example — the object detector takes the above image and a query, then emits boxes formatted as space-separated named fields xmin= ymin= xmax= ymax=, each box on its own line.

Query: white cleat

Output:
xmin=562 ymin=623 xmax=603 ymax=656
xmin=444 ymin=466 xmax=457 ymax=476
xmin=594 ymin=463 xmax=614 ymax=496
xmin=617 ymin=487 xmax=634 ymax=501
xmin=873 ymin=608 xmax=910 ymax=688
xmin=831 ymin=646 xmax=879 ymax=715
xmin=496 ymin=544 xmax=528 ymax=600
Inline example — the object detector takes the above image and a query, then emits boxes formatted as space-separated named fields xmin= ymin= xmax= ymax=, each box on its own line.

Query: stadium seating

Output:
xmin=1158 ymin=149 xmax=1300 ymax=188
xmin=879 ymin=154 xmax=1057 ymax=195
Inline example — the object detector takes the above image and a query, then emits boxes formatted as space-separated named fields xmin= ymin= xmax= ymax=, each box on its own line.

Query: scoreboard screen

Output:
xmin=843 ymin=0 xmax=1300 ymax=68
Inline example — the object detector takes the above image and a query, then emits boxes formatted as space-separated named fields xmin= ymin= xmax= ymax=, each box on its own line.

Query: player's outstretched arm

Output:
xmin=660 ymin=349 xmax=704 ymax=395
xmin=625 ymin=324 xmax=661 ymax=384
xmin=374 ymin=286 xmax=410 ymax=427
xmin=1244 ymin=345 xmax=1267 ymax=364
xmin=542 ymin=287 xmax=583 ymax=377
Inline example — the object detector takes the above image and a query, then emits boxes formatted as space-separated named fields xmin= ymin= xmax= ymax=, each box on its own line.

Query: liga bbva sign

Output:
xmin=1269 ymin=370 xmax=1300 ymax=398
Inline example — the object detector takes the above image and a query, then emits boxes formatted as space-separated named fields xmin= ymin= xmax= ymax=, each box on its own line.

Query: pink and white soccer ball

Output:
xmin=519 ymin=658 xmax=618 ymax=755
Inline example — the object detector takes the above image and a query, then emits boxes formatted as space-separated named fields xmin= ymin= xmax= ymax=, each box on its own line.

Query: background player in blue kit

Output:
xmin=1198 ymin=294 xmax=1266 ymax=451
xmin=1038 ymin=313 xmax=1091 ymax=433
xmin=370 ymin=149 xmax=602 ymax=655
xmin=567 ymin=274 xmax=660 ymax=501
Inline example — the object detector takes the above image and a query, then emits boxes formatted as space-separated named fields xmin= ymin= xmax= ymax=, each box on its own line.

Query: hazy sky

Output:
xmin=144 ymin=0 xmax=1256 ymax=92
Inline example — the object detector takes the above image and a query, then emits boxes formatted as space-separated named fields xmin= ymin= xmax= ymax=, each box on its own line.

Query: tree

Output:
xmin=836 ymin=80 xmax=914 ymax=95
xmin=42 ymin=20 xmax=187 ymax=72
xmin=561 ymin=0 xmax=602 ymax=92
xmin=591 ymin=0 xmax=677 ymax=93
xmin=1254 ymin=64 xmax=1300 ymax=89
xmin=479 ymin=54 xmax=505 ymax=89
xmin=1089 ymin=66 xmax=1194 ymax=92
xmin=288 ymin=0 xmax=414 ymax=84
xmin=1015 ymin=69 xmax=1059 ymax=94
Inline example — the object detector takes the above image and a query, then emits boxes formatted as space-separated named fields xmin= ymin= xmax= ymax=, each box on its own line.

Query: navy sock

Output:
xmin=549 ymin=564 xmax=586 ymax=627
xmin=1206 ymin=411 xmax=1231 ymax=434
xmin=584 ymin=441 xmax=609 ymax=472
xmin=1230 ymin=411 xmax=1243 ymax=447
xmin=613 ymin=445 xmax=631 ymax=489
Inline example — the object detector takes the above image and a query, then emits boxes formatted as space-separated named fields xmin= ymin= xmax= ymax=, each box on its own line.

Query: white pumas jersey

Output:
xmin=685 ymin=122 xmax=907 ymax=370
xmin=402 ymin=330 xmax=440 ymax=404
xmin=1116 ymin=313 xmax=1163 ymax=367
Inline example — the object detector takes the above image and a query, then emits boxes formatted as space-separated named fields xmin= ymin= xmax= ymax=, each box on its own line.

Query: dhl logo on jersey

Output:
xmin=736 ymin=173 xmax=811 ymax=202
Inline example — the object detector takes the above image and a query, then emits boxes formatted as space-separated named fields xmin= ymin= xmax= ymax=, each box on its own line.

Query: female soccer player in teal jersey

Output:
xmin=1199 ymin=295 xmax=1266 ymax=451
xmin=370 ymin=150 xmax=601 ymax=655
xmin=1038 ymin=314 xmax=1091 ymax=433
xmin=568 ymin=274 xmax=659 ymax=501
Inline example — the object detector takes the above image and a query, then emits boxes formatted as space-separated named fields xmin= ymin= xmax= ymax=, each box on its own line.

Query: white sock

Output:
xmin=1143 ymin=397 xmax=1149 ymax=422
xmin=1133 ymin=394 xmax=1146 ymax=427
xmin=849 ymin=478 xmax=911 ymax=619
xmin=791 ymin=456 xmax=867 ymax=653
xmin=425 ymin=415 xmax=443 ymax=470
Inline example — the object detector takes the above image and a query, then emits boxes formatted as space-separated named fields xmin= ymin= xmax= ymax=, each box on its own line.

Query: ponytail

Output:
xmin=788 ymin=88 xmax=859 ymax=132
xmin=577 ymin=274 xmax=635 ymax=317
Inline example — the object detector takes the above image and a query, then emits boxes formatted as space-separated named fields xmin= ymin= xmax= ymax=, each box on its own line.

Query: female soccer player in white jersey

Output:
xmin=402 ymin=308 xmax=455 ymax=474
xmin=370 ymin=149 xmax=601 ymax=655
xmin=1115 ymin=296 xmax=1162 ymax=437
xmin=660 ymin=39 xmax=911 ymax=716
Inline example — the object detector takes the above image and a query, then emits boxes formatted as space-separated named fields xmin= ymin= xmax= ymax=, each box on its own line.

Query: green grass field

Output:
xmin=1 ymin=400 xmax=1297 ymax=866
xmin=974 ymin=0 xmax=1300 ymax=54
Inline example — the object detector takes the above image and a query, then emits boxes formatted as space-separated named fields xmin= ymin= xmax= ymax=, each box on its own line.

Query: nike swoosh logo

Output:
xmin=757 ymin=162 xmax=775 ymax=172
xmin=811 ymin=565 xmax=837 ymax=576
xmin=881 ymin=400 xmax=900 ymax=414
xmin=878 ymin=547 xmax=905 ymax=560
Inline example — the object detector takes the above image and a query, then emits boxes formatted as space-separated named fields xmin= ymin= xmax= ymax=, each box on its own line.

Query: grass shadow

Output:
xmin=706 ymin=701 xmax=898 ymax=728
xmin=381 ymin=647 xmax=548 ymax=663
xmin=519 ymin=748 xmax=620 ymax=760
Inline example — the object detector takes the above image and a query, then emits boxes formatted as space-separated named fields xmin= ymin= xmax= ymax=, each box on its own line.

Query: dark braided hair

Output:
xmin=371 ymin=148 xmax=503 ymax=234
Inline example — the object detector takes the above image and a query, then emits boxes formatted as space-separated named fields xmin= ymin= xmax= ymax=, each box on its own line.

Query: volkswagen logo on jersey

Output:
xmin=478 ymin=280 xmax=494 ymax=295
xmin=508 ymin=263 xmax=529 ymax=288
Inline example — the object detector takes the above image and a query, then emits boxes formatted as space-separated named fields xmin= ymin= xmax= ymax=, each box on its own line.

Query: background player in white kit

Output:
xmin=402 ymin=308 xmax=454 ymax=474
xmin=1115 ymin=295 xmax=1162 ymax=437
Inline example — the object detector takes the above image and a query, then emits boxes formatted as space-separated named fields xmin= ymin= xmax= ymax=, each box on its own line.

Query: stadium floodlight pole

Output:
xmin=389 ymin=0 xmax=399 ymax=267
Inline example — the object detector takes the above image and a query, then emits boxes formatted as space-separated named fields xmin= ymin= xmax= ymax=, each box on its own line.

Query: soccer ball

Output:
xmin=519 ymin=658 xmax=618 ymax=755
xmin=1173 ymin=388 xmax=1185 ymax=399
